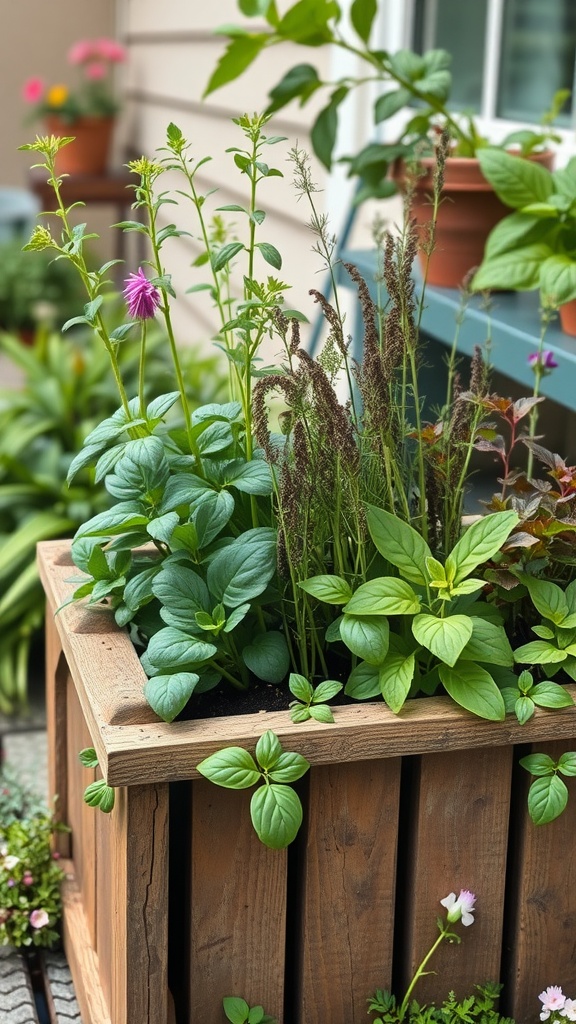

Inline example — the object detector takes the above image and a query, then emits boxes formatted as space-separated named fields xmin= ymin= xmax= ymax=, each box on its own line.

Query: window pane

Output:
xmin=413 ymin=0 xmax=488 ymax=111
xmin=498 ymin=0 xmax=576 ymax=123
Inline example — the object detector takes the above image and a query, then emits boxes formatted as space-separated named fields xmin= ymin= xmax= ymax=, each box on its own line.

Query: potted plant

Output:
xmin=22 ymin=37 xmax=127 ymax=175
xmin=204 ymin=0 xmax=565 ymax=288
xmin=471 ymin=152 xmax=576 ymax=335
xmin=24 ymin=121 xmax=576 ymax=1024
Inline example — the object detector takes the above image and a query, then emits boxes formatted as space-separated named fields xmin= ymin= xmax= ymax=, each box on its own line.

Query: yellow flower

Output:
xmin=46 ymin=84 xmax=69 ymax=107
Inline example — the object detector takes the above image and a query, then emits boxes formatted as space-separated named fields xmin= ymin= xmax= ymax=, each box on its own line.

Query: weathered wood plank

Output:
xmin=505 ymin=740 xmax=576 ymax=1023
xmin=189 ymin=780 xmax=286 ymax=1023
xmin=66 ymin=673 xmax=97 ymax=951
xmin=296 ymin=760 xmax=402 ymax=1024
xmin=60 ymin=862 xmax=112 ymax=1024
xmin=45 ymin=611 xmax=70 ymax=857
xmin=401 ymin=747 xmax=513 ymax=1004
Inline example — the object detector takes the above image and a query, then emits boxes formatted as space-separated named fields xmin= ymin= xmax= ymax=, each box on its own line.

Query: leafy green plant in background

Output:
xmin=472 ymin=154 xmax=576 ymax=307
xmin=205 ymin=0 xmax=566 ymax=203
xmin=0 ymin=796 xmax=66 ymax=948
xmin=369 ymin=984 xmax=513 ymax=1024
xmin=0 ymin=238 xmax=86 ymax=336
xmin=223 ymin=997 xmax=276 ymax=1024
xmin=0 ymin=322 xmax=226 ymax=714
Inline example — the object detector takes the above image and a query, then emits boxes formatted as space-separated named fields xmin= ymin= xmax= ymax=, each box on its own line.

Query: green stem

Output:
xmin=398 ymin=923 xmax=451 ymax=1022
xmin=138 ymin=320 xmax=147 ymax=419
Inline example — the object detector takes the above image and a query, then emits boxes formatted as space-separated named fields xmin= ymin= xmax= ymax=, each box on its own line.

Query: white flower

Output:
xmin=541 ymin=1011 xmax=551 ymax=1021
xmin=540 ymin=987 xmax=566 ymax=1015
xmin=0 ymin=843 xmax=7 ymax=857
xmin=3 ymin=855 xmax=20 ymax=871
xmin=561 ymin=999 xmax=576 ymax=1020
xmin=440 ymin=889 xmax=476 ymax=926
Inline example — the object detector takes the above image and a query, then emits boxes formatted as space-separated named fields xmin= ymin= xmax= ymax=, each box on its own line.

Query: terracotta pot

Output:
xmin=560 ymin=299 xmax=576 ymax=336
xmin=44 ymin=115 xmax=115 ymax=176
xmin=393 ymin=150 xmax=555 ymax=289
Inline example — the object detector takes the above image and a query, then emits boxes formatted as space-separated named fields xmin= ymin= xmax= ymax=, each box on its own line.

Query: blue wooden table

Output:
xmin=336 ymin=250 xmax=576 ymax=412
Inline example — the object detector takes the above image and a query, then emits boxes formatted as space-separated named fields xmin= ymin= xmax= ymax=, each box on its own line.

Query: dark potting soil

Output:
xmin=178 ymin=673 xmax=358 ymax=721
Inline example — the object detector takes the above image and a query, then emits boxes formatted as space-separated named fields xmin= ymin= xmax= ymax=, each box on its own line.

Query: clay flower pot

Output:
xmin=44 ymin=115 xmax=115 ymax=176
xmin=559 ymin=299 xmax=576 ymax=337
xmin=393 ymin=150 xmax=555 ymax=289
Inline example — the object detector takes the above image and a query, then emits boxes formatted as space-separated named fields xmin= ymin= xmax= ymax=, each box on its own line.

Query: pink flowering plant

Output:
xmin=22 ymin=37 xmax=126 ymax=124
xmin=539 ymin=987 xmax=576 ymax=1022
xmin=19 ymin=114 xmax=576 ymax=831
xmin=0 ymin=810 xmax=65 ymax=948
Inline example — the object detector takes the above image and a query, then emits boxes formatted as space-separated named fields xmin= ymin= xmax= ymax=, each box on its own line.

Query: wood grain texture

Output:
xmin=402 ymin=747 xmax=513 ymax=1003
xmin=45 ymin=611 xmax=70 ymax=857
xmin=60 ymin=861 xmax=112 ymax=1024
xmin=66 ymin=672 xmax=97 ymax=951
xmin=506 ymin=741 xmax=576 ymax=1023
xmin=38 ymin=542 xmax=576 ymax=784
xmin=189 ymin=780 xmax=287 ymax=1024
xmin=296 ymin=760 xmax=402 ymax=1024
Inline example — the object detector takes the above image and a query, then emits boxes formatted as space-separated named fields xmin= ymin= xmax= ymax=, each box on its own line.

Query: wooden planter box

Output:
xmin=39 ymin=540 xmax=576 ymax=1024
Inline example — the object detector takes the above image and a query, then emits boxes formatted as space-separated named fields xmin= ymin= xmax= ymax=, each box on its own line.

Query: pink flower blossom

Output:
xmin=68 ymin=39 xmax=95 ymax=65
xmin=7 ymin=879 xmax=15 ymax=888
xmin=29 ymin=908 xmax=49 ymax=929
xmin=540 ymin=987 xmax=566 ymax=1020
xmin=123 ymin=268 xmax=161 ymax=320
xmin=23 ymin=872 xmax=34 ymax=886
xmin=528 ymin=350 xmax=558 ymax=371
xmin=440 ymin=889 xmax=476 ymax=926
xmin=85 ymin=61 xmax=107 ymax=81
xmin=22 ymin=77 xmax=45 ymax=104
xmin=94 ymin=38 xmax=127 ymax=62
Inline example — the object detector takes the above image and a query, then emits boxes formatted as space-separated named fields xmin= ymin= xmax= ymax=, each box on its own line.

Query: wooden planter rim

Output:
xmin=38 ymin=540 xmax=576 ymax=788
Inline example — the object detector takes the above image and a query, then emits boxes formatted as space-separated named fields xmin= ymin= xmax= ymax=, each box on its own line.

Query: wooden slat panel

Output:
xmin=296 ymin=760 xmax=402 ymax=1024
xmin=402 ymin=747 xmax=513 ymax=1003
xmin=45 ymin=611 xmax=70 ymax=857
xmin=100 ymin=783 xmax=170 ymax=1024
xmin=506 ymin=740 xmax=576 ymax=1023
xmin=189 ymin=780 xmax=287 ymax=1023
xmin=66 ymin=672 xmax=97 ymax=950
xmin=60 ymin=861 xmax=112 ymax=1024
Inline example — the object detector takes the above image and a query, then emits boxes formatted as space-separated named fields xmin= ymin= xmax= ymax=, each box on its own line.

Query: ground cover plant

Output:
xmin=20 ymin=115 xmax=576 ymax=834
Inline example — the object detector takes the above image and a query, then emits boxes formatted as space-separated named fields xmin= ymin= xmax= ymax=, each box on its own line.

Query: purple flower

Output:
xmin=440 ymin=889 xmax=476 ymax=926
xmin=528 ymin=350 xmax=559 ymax=372
xmin=123 ymin=268 xmax=161 ymax=320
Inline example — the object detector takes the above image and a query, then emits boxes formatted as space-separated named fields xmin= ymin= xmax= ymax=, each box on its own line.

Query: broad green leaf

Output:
xmin=250 ymin=783 xmax=303 ymax=848
xmin=445 ymin=511 xmax=519 ymax=584
xmin=519 ymin=753 xmax=557 ymax=776
xmin=146 ymin=627 xmax=217 ymax=669
xmin=242 ymin=631 xmax=290 ymax=683
xmin=530 ymin=682 xmax=574 ymax=708
xmin=207 ymin=527 xmax=277 ymax=608
xmin=515 ymin=695 xmax=535 ymax=724
xmin=143 ymin=672 xmax=199 ymax=722
xmin=299 ymin=574 xmax=353 ymax=604
xmin=222 ymin=459 xmax=272 ymax=495
xmin=276 ymin=0 xmax=339 ymax=45
xmin=526 ymin=775 xmax=568 ymax=825
xmin=211 ymin=241 xmax=245 ymax=272
xmin=255 ymin=242 xmax=282 ymax=269
xmin=374 ymin=87 xmax=411 ymax=123
xmin=255 ymin=730 xmax=283 ymax=770
xmin=153 ymin=565 xmax=210 ymax=629
xmin=439 ymin=663 xmax=506 ymax=721
xmin=309 ymin=704 xmax=334 ymax=723
xmin=204 ymin=35 xmax=268 ymax=96
xmin=378 ymin=653 xmax=415 ymax=713
xmin=459 ymin=618 xmax=514 ymax=666
xmin=483 ymin=212 xmax=556 ymax=258
xmin=340 ymin=613 xmax=389 ymax=665
xmin=311 ymin=91 xmax=345 ymax=169
xmin=477 ymin=148 xmax=554 ymax=208
xmin=365 ymin=505 xmax=431 ymax=585
xmin=540 ymin=255 xmax=576 ymax=307
xmin=223 ymin=996 xmax=250 ymax=1024
xmin=289 ymin=673 xmax=314 ymax=702
xmin=344 ymin=661 xmax=380 ymax=700
xmin=557 ymin=753 xmax=576 ymax=777
xmin=514 ymin=641 xmax=567 ymax=665
xmin=344 ymin=577 xmax=421 ymax=616
xmin=79 ymin=747 xmax=99 ymax=769
xmin=267 ymin=63 xmax=321 ymax=112
xmin=472 ymin=244 xmax=552 ymax=292
xmin=412 ymin=614 xmax=473 ymax=667
xmin=350 ymin=0 xmax=377 ymax=43
xmin=520 ymin=575 xmax=569 ymax=624
xmin=290 ymin=704 xmax=311 ymax=723
xmin=83 ymin=779 xmax=115 ymax=814
xmin=313 ymin=679 xmax=342 ymax=702
xmin=196 ymin=747 xmax=261 ymax=789
xmin=267 ymin=751 xmax=310 ymax=782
